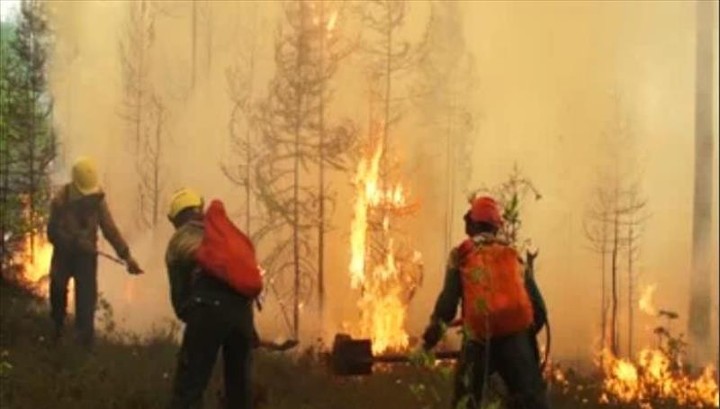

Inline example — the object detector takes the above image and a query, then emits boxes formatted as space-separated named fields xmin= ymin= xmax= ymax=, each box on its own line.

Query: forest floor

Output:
xmin=0 ymin=281 xmax=711 ymax=409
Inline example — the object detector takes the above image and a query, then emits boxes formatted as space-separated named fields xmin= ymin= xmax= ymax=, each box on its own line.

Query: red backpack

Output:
xmin=458 ymin=239 xmax=533 ymax=340
xmin=194 ymin=199 xmax=263 ymax=298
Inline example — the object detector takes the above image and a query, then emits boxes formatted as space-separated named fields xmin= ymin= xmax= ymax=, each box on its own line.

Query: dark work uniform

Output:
xmin=165 ymin=218 xmax=256 ymax=409
xmin=47 ymin=184 xmax=130 ymax=346
xmin=422 ymin=235 xmax=551 ymax=409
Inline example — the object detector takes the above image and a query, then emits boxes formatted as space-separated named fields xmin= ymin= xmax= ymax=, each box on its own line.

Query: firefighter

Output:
xmin=165 ymin=188 xmax=256 ymax=409
xmin=47 ymin=156 xmax=143 ymax=347
xmin=421 ymin=196 xmax=551 ymax=409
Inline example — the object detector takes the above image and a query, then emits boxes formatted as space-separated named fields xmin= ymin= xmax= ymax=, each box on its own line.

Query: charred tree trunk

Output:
xmin=317 ymin=0 xmax=326 ymax=320
xmin=291 ymin=3 xmax=306 ymax=339
xmin=627 ymin=220 xmax=635 ymax=356
xmin=611 ymin=204 xmax=620 ymax=356
xmin=688 ymin=0 xmax=716 ymax=355
xmin=601 ymin=216 xmax=608 ymax=352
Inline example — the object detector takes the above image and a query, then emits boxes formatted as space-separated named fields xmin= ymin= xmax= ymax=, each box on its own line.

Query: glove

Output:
xmin=421 ymin=321 xmax=443 ymax=351
xmin=125 ymin=256 xmax=144 ymax=275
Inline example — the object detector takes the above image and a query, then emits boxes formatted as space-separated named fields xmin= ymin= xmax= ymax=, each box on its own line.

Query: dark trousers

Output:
xmin=49 ymin=252 xmax=98 ymax=346
xmin=169 ymin=303 xmax=253 ymax=409
xmin=453 ymin=332 xmax=551 ymax=409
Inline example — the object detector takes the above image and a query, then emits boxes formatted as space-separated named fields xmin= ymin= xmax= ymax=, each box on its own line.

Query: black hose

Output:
xmin=541 ymin=317 xmax=551 ymax=373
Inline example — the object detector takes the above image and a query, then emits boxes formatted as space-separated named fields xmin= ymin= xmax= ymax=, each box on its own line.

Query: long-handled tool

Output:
xmin=330 ymin=334 xmax=459 ymax=376
xmin=96 ymin=250 xmax=126 ymax=265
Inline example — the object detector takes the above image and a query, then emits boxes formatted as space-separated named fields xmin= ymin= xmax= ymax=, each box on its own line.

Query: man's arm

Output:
xmin=97 ymin=198 xmax=130 ymax=260
xmin=422 ymin=250 xmax=463 ymax=349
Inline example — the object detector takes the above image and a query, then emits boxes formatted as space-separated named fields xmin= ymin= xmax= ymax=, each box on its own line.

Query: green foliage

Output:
xmin=0 ymin=1 xmax=56 ymax=275
xmin=471 ymin=166 xmax=541 ymax=250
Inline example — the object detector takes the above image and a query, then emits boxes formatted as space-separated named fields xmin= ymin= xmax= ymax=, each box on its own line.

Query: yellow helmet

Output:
xmin=72 ymin=156 xmax=100 ymax=195
xmin=168 ymin=188 xmax=204 ymax=220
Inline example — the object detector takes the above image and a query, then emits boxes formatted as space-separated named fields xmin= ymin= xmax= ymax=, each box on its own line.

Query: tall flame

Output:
xmin=349 ymin=141 xmax=382 ymax=289
xmin=349 ymin=137 xmax=421 ymax=354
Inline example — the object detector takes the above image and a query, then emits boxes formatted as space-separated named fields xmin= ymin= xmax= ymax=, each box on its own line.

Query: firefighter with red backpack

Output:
xmin=421 ymin=196 xmax=551 ymax=409
xmin=165 ymin=188 xmax=262 ymax=409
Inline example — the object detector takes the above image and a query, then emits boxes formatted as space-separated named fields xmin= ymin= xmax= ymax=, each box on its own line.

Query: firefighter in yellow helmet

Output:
xmin=165 ymin=188 xmax=255 ymax=409
xmin=47 ymin=156 xmax=143 ymax=347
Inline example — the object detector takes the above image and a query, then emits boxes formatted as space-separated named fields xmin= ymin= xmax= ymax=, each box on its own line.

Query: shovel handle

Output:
xmin=97 ymin=250 xmax=126 ymax=265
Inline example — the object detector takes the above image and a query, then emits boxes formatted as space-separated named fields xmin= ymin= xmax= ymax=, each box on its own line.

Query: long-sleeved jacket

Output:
xmin=47 ymin=184 xmax=130 ymax=260
xmin=422 ymin=238 xmax=548 ymax=349
xmin=165 ymin=219 xmax=255 ymax=336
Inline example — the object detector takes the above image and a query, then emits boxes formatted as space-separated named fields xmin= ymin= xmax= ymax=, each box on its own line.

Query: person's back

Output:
xmin=165 ymin=218 xmax=254 ymax=333
xmin=164 ymin=189 xmax=255 ymax=409
xmin=422 ymin=196 xmax=551 ymax=409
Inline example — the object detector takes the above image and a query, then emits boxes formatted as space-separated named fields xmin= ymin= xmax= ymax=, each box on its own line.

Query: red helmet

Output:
xmin=468 ymin=196 xmax=503 ymax=228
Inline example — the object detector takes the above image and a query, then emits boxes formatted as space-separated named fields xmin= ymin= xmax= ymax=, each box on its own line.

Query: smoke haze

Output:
xmin=44 ymin=0 xmax=718 ymax=360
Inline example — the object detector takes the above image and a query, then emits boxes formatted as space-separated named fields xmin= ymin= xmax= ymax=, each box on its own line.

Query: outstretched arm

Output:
xmin=422 ymin=250 xmax=462 ymax=350
xmin=98 ymin=198 xmax=130 ymax=260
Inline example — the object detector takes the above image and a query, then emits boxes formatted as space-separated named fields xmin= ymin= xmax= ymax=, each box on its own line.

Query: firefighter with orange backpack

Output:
xmin=421 ymin=196 xmax=551 ymax=409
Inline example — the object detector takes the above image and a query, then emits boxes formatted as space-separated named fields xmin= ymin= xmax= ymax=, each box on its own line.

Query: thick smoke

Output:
xmin=46 ymin=1 xmax=718 ymax=360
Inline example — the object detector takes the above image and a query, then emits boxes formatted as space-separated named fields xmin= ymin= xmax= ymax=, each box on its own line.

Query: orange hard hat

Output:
xmin=468 ymin=196 xmax=503 ymax=228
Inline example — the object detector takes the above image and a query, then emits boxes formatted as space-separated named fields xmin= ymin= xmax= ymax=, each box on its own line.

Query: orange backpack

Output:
xmin=458 ymin=239 xmax=533 ymax=340
xmin=195 ymin=200 xmax=263 ymax=298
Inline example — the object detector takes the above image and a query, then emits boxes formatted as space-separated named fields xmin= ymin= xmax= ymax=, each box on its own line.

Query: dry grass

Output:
xmin=0 ymin=282 xmax=711 ymax=409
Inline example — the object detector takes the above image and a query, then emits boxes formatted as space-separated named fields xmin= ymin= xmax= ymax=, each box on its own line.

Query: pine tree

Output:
xmin=0 ymin=0 xmax=56 ymax=272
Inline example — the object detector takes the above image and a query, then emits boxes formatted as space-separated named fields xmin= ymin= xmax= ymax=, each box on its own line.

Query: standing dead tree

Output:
xmin=415 ymin=1 xmax=477 ymax=256
xmin=585 ymin=104 xmax=647 ymax=357
xmin=223 ymin=3 xmax=261 ymax=235
xmin=119 ymin=0 xmax=154 ymax=155
xmin=225 ymin=2 xmax=356 ymax=330
xmin=356 ymin=0 xmax=416 ymax=266
xmin=625 ymin=184 xmax=645 ymax=356
xmin=344 ymin=0 xmax=424 ymax=348
xmin=688 ymin=0 xmax=716 ymax=358
xmin=248 ymin=1 xmax=355 ymax=338
xmin=307 ymin=0 xmax=356 ymax=319
xmin=586 ymin=188 xmax=611 ymax=353
xmin=119 ymin=0 xmax=168 ymax=229
xmin=137 ymin=95 xmax=167 ymax=228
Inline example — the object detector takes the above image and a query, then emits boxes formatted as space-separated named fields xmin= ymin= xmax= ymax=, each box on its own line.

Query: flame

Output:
xmin=348 ymin=136 xmax=421 ymax=354
xmin=639 ymin=284 xmax=659 ymax=317
xmin=349 ymin=140 xmax=382 ymax=289
xmin=13 ymin=234 xmax=54 ymax=297
xmin=599 ymin=348 xmax=720 ymax=407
